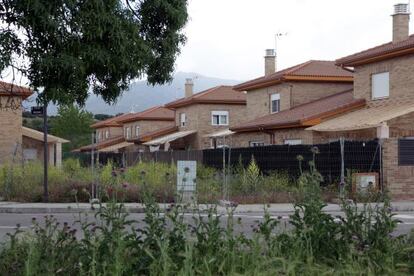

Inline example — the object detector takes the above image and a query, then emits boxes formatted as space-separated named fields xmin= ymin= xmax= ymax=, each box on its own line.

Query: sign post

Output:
xmin=31 ymin=105 xmax=48 ymax=202
xmin=42 ymin=104 xmax=48 ymax=202
xmin=31 ymin=106 xmax=44 ymax=116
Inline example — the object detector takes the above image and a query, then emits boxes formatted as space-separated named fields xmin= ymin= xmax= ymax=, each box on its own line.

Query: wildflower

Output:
xmin=122 ymin=182 xmax=129 ymax=189
xmin=296 ymin=155 xmax=304 ymax=161
xmin=107 ymin=187 xmax=113 ymax=194
xmin=120 ymin=167 xmax=125 ymax=174
xmin=111 ymin=170 xmax=117 ymax=177
xmin=311 ymin=146 xmax=320 ymax=154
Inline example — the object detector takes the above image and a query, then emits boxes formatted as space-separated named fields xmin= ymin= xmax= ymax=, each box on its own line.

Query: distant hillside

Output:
xmin=25 ymin=72 xmax=242 ymax=115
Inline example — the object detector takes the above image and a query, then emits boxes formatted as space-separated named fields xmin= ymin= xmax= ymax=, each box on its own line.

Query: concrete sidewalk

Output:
xmin=0 ymin=201 xmax=414 ymax=214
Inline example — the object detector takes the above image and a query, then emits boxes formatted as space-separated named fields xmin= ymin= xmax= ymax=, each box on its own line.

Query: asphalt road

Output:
xmin=1 ymin=211 xmax=414 ymax=242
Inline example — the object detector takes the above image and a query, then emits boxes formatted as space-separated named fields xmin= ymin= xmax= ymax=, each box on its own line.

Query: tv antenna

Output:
xmin=275 ymin=32 xmax=288 ymax=54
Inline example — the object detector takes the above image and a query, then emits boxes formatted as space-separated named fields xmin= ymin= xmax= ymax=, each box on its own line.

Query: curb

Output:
xmin=0 ymin=203 xmax=413 ymax=214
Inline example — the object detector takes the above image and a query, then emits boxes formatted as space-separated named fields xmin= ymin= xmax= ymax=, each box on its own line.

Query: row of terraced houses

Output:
xmin=1 ymin=4 xmax=414 ymax=199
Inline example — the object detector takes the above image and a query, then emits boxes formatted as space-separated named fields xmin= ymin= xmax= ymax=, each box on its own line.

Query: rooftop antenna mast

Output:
xmin=275 ymin=32 xmax=288 ymax=68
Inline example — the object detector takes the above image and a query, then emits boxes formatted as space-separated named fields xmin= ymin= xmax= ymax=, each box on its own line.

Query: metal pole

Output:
xmin=340 ymin=137 xmax=345 ymax=198
xmin=91 ymin=133 xmax=95 ymax=199
xmin=379 ymin=139 xmax=383 ymax=192
xmin=43 ymin=102 xmax=48 ymax=202
xmin=223 ymin=136 xmax=227 ymax=199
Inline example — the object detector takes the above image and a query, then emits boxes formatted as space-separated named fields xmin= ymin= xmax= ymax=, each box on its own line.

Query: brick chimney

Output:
xmin=264 ymin=49 xmax=276 ymax=76
xmin=185 ymin=78 xmax=193 ymax=98
xmin=392 ymin=3 xmax=410 ymax=43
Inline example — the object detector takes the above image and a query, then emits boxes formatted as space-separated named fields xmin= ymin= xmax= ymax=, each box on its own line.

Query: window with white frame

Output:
xmin=372 ymin=72 xmax=389 ymax=99
xmin=270 ymin=93 xmax=280 ymax=113
xmin=249 ymin=141 xmax=265 ymax=147
xmin=211 ymin=111 xmax=229 ymax=126
xmin=284 ymin=139 xmax=302 ymax=145
xmin=126 ymin=127 xmax=131 ymax=139
xmin=180 ymin=113 xmax=187 ymax=127
xmin=135 ymin=125 xmax=140 ymax=137
xmin=97 ymin=131 xmax=102 ymax=141
xmin=105 ymin=130 xmax=109 ymax=139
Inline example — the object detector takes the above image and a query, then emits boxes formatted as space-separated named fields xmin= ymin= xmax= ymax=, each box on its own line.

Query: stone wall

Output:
xmin=0 ymin=96 xmax=22 ymax=164
xmin=22 ymin=136 xmax=55 ymax=165
xmin=245 ymin=82 xmax=352 ymax=120
xmin=382 ymin=138 xmax=414 ymax=200
xmin=175 ymin=103 xmax=246 ymax=150
xmin=123 ymin=120 xmax=174 ymax=140
xmin=353 ymin=53 xmax=414 ymax=107
xmin=96 ymin=126 xmax=123 ymax=142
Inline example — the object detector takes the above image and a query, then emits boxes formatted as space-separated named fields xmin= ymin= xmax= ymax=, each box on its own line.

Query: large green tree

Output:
xmin=0 ymin=0 xmax=188 ymax=105
xmin=50 ymin=105 xmax=94 ymax=152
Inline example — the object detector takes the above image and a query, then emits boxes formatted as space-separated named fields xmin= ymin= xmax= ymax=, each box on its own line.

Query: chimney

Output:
xmin=185 ymin=78 xmax=193 ymax=98
xmin=264 ymin=49 xmax=276 ymax=76
xmin=392 ymin=3 xmax=410 ymax=43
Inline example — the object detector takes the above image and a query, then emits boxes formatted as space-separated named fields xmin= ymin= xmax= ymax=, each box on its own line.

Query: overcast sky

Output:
xmin=2 ymin=0 xmax=412 ymax=85
xmin=175 ymin=0 xmax=413 ymax=81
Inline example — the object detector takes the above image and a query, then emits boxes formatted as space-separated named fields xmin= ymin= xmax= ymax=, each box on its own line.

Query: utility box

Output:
xmin=177 ymin=160 xmax=197 ymax=203
xmin=352 ymin=172 xmax=379 ymax=196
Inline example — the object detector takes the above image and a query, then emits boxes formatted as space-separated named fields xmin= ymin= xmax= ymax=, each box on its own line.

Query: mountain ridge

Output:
xmin=24 ymin=72 xmax=242 ymax=115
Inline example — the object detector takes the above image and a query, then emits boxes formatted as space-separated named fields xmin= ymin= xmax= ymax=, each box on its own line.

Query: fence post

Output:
xmin=339 ymin=137 xmax=345 ymax=198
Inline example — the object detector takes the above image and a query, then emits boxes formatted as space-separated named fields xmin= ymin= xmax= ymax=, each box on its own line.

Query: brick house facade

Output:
xmin=78 ymin=106 xmax=175 ymax=153
xmin=229 ymin=60 xmax=356 ymax=147
xmin=308 ymin=4 xmax=414 ymax=199
xmin=0 ymin=95 xmax=23 ymax=164
xmin=144 ymin=84 xmax=247 ymax=150
xmin=0 ymin=81 xmax=68 ymax=166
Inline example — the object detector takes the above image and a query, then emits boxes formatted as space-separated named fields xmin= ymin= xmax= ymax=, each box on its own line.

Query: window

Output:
xmin=284 ymin=139 xmax=302 ymax=145
xmin=399 ymin=138 xmax=414 ymax=165
xmin=126 ymin=127 xmax=131 ymax=139
xmin=249 ymin=141 xmax=265 ymax=147
xmin=180 ymin=113 xmax=187 ymax=127
xmin=211 ymin=111 xmax=229 ymax=126
xmin=105 ymin=130 xmax=109 ymax=139
xmin=97 ymin=131 xmax=102 ymax=141
xmin=270 ymin=93 xmax=280 ymax=113
xmin=372 ymin=72 xmax=389 ymax=99
xmin=135 ymin=125 xmax=140 ymax=137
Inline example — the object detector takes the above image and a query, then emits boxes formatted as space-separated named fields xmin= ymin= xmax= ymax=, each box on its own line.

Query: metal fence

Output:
xmin=67 ymin=140 xmax=381 ymax=185
xmin=203 ymin=140 xmax=381 ymax=184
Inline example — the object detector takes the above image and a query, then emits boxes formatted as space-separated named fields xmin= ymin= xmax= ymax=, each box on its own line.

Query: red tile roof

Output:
xmin=336 ymin=34 xmax=414 ymax=66
xmin=165 ymin=85 xmax=246 ymax=108
xmin=233 ymin=60 xmax=353 ymax=91
xmin=127 ymin=125 xmax=178 ymax=143
xmin=90 ymin=113 xmax=132 ymax=129
xmin=91 ymin=106 xmax=175 ymax=128
xmin=117 ymin=106 xmax=175 ymax=124
xmin=231 ymin=90 xmax=365 ymax=132
xmin=0 ymin=81 xmax=33 ymax=99
xmin=75 ymin=135 xmax=125 ymax=152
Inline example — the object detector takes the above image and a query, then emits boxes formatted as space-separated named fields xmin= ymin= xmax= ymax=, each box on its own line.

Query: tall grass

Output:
xmin=0 ymin=174 xmax=412 ymax=275
xmin=0 ymin=158 xmax=306 ymax=203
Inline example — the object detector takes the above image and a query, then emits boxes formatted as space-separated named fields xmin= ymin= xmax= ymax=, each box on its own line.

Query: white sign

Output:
xmin=177 ymin=160 xmax=197 ymax=192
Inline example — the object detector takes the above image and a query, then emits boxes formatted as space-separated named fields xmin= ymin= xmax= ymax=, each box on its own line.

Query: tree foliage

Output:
xmin=0 ymin=0 xmax=188 ymax=105
xmin=50 ymin=105 xmax=94 ymax=152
